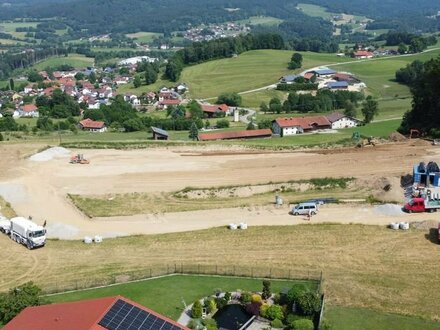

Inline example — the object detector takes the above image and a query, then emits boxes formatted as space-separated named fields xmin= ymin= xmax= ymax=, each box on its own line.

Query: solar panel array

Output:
xmin=99 ymin=299 xmax=184 ymax=330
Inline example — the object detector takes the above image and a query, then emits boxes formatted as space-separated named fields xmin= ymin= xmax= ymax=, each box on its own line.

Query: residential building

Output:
xmin=200 ymin=103 xmax=231 ymax=117
xmin=16 ymin=104 xmax=39 ymax=118
xmin=79 ymin=118 xmax=107 ymax=132
xmin=272 ymin=116 xmax=331 ymax=136
xmin=3 ymin=295 xmax=189 ymax=330
xmin=326 ymin=112 xmax=360 ymax=129
xmin=353 ymin=50 xmax=374 ymax=59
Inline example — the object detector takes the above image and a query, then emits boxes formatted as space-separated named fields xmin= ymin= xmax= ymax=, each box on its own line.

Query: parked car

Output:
xmin=291 ymin=202 xmax=318 ymax=216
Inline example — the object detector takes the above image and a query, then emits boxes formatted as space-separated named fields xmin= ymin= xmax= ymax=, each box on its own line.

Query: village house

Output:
xmin=353 ymin=50 xmax=374 ymax=59
xmin=326 ymin=112 xmax=360 ymax=129
xmin=158 ymin=98 xmax=181 ymax=109
xmin=14 ymin=104 xmax=39 ymax=118
xmin=279 ymin=75 xmax=300 ymax=84
xmin=79 ymin=118 xmax=107 ymax=132
xmin=272 ymin=116 xmax=332 ymax=136
xmin=2 ymin=295 xmax=189 ymax=330
xmin=200 ymin=103 xmax=231 ymax=117
xmin=326 ymin=81 xmax=349 ymax=90
xmin=306 ymin=68 xmax=337 ymax=78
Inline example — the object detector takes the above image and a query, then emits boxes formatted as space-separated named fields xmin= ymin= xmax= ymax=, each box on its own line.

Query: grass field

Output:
xmin=33 ymin=54 xmax=94 ymax=70
xmin=325 ymin=306 xmax=440 ymax=330
xmin=2 ymin=224 xmax=440 ymax=321
xmin=48 ymin=275 xmax=314 ymax=320
xmin=236 ymin=16 xmax=284 ymax=26
xmin=297 ymin=3 xmax=334 ymax=19
xmin=126 ymin=32 xmax=163 ymax=43
xmin=182 ymin=50 xmax=351 ymax=99
xmin=0 ymin=21 xmax=39 ymax=39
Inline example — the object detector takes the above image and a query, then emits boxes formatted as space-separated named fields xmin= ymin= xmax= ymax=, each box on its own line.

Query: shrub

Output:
xmin=291 ymin=319 xmax=314 ymax=330
xmin=202 ymin=318 xmax=218 ymax=330
xmin=266 ymin=304 xmax=284 ymax=321
xmin=224 ymin=292 xmax=231 ymax=302
xmin=262 ymin=280 xmax=271 ymax=300
xmin=245 ymin=301 xmax=262 ymax=316
xmin=216 ymin=119 xmax=229 ymax=128
xmin=240 ymin=292 xmax=252 ymax=304
xmin=270 ymin=319 xmax=284 ymax=328
xmin=215 ymin=297 xmax=228 ymax=309
xmin=213 ymin=288 xmax=222 ymax=296
xmin=259 ymin=303 xmax=269 ymax=318
xmin=252 ymin=294 xmax=262 ymax=303
xmin=204 ymin=298 xmax=217 ymax=314
xmin=191 ymin=300 xmax=203 ymax=318
xmin=297 ymin=292 xmax=321 ymax=316
xmin=0 ymin=132 xmax=3 ymax=141
xmin=286 ymin=285 xmax=308 ymax=306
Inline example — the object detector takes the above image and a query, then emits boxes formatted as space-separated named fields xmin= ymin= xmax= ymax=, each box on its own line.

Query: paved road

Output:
xmin=238 ymin=108 xmax=256 ymax=124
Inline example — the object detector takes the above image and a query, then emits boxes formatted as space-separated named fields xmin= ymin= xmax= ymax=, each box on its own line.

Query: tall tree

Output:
xmin=9 ymin=78 xmax=14 ymax=91
xmin=361 ymin=96 xmax=379 ymax=123
xmin=133 ymin=75 xmax=141 ymax=88
xmin=189 ymin=121 xmax=199 ymax=140
xmin=343 ymin=100 xmax=357 ymax=118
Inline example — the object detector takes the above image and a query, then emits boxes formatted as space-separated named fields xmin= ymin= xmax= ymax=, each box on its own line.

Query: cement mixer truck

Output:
xmin=7 ymin=217 xmax=46 ymax=249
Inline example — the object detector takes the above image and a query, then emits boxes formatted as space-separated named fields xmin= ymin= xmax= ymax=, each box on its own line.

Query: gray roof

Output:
xmin=327 ymin=81 xmax=348 ymax=89
xmin=326 ymin=112 xmax=345 ymax=123
xmin=312 ymin=69 xmax=337 ymax=75
xmin=280 ymin=75 xmax=300 ymax=82
xmin=151 ymin=126 xmax=169 ymax=137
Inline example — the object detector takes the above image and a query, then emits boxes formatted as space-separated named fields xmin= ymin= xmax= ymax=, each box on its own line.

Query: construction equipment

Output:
xmin=70 ymin=154 xmax=90 ymax=164
xmin=409 ymin=129 xmax=421 ymax=139
xmin=356 ymin=136 xmax=378 ymax=148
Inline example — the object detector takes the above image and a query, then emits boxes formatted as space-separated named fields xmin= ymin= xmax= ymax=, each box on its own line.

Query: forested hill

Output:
xmin=0 ymin=0 xmax=438 ymax=35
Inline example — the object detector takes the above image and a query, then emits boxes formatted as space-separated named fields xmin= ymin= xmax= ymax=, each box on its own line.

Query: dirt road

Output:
xmin=0 ymin=140 xmax=439 ymax=239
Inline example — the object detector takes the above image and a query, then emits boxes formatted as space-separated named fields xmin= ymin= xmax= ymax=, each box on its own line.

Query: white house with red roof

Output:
xmin=200 ymin=103 xmax=231 ymax=117
xmin=79 ymin=118 xmax=107 ymax=132
xmin=326 ymin=112 xmax=360 ymax=129
xmin=15 ymin=104 xmax=39 ymax=118
xmin=272 ymin=116 xmax=332 ymax=136
xmin=353 ymin=50 xmax=374 ymax=59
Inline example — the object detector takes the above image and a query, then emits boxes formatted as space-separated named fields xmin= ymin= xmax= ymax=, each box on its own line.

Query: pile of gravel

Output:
xmin=374 ymin=204 xmax=405 ymax=216
xmin=29 ymin=147 xmax=70 ymax=162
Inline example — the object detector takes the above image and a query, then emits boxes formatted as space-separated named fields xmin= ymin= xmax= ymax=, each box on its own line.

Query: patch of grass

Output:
xmin=125 ymin=32 xmax=163 ymax=43
xmin=297 ymin=3 xmax=334 ymax=19
xmin=48 ymin=275 xmax=315 ymax=320
xmin=33 ymin=54 xmax=94 ymax=70
xmin=325 ymin=305 xmax=440 ymax=330
xmin=0 ymin=196 xmax=17 ymax=218
xmin=235 ymin=16 xmax=284 ymax=26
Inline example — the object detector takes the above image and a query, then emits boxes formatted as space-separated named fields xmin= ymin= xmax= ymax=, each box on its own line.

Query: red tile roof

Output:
xmin=20 ymin=104 xmax=38 ymax=112
xmin=274 ymin=116 xmax=331 ymax=130
xmin=80 ymin=118 xmax=106 ymax=129
xmin=303 ymin=72 xmax=314 ymax=80
xmin=201 ymin=103 xmax=229 ymax=113
xmin=3 ymin=295 xmax=189 ymax=330
xmin=199 ymin=129 xmax=272 ymax=141
xmin=353 ymin=50 xmax=373 ymax=57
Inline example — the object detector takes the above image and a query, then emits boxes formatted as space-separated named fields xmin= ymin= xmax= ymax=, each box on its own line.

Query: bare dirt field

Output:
xmin=0 ymin=140 xmax=439 ymax=238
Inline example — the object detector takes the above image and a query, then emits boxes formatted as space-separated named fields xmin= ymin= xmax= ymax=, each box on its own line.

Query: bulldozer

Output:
xmin=70 ymin=154 xmax=90 ymax=164
xmin=356 ymin=136 xmax=378 ymax=148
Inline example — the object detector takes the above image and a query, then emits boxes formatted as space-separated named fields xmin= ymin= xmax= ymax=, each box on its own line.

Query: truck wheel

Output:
xmin=294 ymin=212 xmax=299 ymax=216
xmin=408 ymin=210 xmax=412 ymax=214
xmin=311 ymin=211 xmax=316 ymax=215
xmin=429 ymin=209 xmax=434 ymax=213
xmin=26 ymin=242 xmax=32 ymax=250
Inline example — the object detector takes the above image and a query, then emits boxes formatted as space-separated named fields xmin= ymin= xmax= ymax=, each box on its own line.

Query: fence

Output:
xmin=41 ymin=264 xmax=323 ymax=295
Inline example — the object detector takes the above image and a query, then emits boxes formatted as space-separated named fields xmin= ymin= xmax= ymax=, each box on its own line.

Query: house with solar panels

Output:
xmin=3 ymin=295 xmax=189 ymax=330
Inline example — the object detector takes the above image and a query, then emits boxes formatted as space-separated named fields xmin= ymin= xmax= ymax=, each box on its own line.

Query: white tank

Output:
xmin=399 ymin=222 xmax=410 ymax=230
xmin=390 ymin=223 xmax=399 ymax=230
xmin=94 ymin=235 xmax=103 ymax=243
xmin=229 ymin=223 xmax=237 ymax=230
xmin=84 ymin=236 xmax=93 ymax=244
xmin=239 ymin=223 xmax=248 ymax=230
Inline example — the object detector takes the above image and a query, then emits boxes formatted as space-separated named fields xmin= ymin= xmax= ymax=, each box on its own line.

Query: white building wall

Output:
xmin=282 ymin=126 xmax=301 ymax=136
xmin=331 ymin=118 xmax=358 ymax=129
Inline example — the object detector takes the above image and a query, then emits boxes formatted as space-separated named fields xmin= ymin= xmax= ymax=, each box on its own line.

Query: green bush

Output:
xmin=286 ymin=284 xmax=308 ymax=305
xmin=215 ymin=297 xmax=228 ymax=309
xmin=240 ymin=292 xmax=252 ymax=304
xmin=216 ymin=119 xmax=230 ymax=128
xmin=191 ymin=300 xmax=203 ymax=318
xmin=262 ymin=280 xmax=272 ymax=299
xmin=202 ymin=318 xmax=218 ymax=330
xmin=266 ymin=304 xmax=284 ymax=321
xmin=270 ymin=319 xmax=284 ymax=328
xmin=291 ymin=319 xmax=314 ymax=330
xmin=297 ymin=292 xmax=321 ymax=316
xmin=259 ymin=303 xmax=269 ymax=318
xmin=224 ymin=292 xmax=231 ymax=302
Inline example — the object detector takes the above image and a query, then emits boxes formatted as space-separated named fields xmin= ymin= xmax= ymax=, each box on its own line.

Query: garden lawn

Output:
xmin=126 ymin=32 xmax=163 ymax=43
xmin=325 ymin=306 xmax=440 ymax=330
xmin=235 ymin=16 xmax=284 ymax=26
xmin=48 ymin=275 xmax=315 ymax=320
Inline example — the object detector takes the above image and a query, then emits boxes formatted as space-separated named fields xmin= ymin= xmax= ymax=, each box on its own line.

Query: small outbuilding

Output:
xmin=151 ymin=126 xmax=169 ymax=140
xmin=79 ymin=118 xmax=107 ymax=132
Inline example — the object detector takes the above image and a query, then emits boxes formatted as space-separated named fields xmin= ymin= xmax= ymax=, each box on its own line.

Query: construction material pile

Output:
xmin=30 ymin=147 xmax=70 ymax=162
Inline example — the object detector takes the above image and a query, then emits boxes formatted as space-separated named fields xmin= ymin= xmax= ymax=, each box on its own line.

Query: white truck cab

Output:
xmin=10 ymin=217 xmax=46 ymax=249
xmin=0 ymin=216 xmax=11 ymax=234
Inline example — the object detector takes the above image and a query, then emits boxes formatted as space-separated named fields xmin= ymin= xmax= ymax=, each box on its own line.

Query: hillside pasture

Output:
xmin=125 ymin=32 xmax=163 ymax=43
xmin=33 ymin=54 xmax=94 ymax=70
xmin=0 ymin=21 xmax=39 ymax=39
